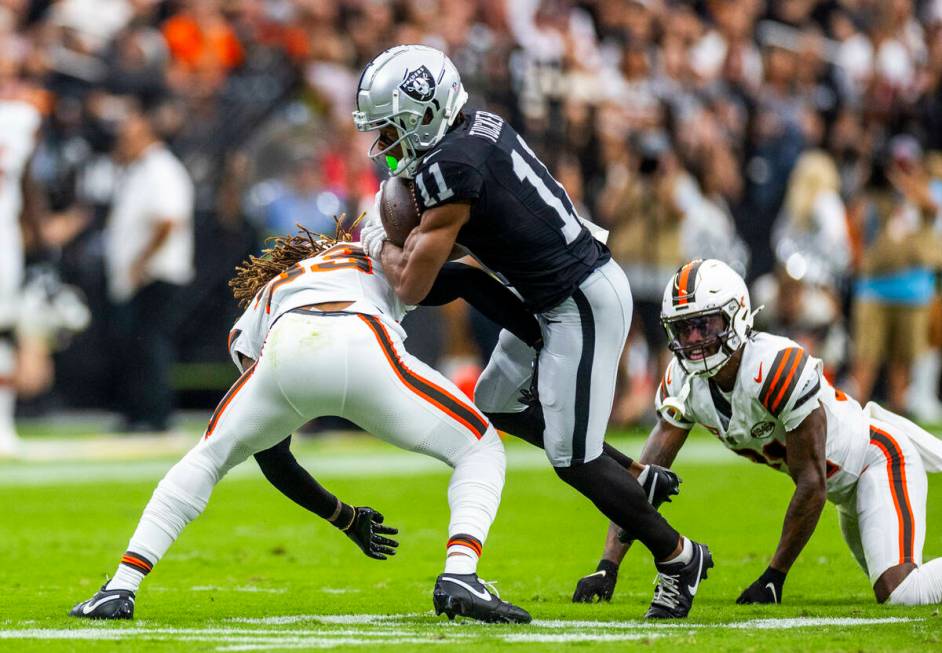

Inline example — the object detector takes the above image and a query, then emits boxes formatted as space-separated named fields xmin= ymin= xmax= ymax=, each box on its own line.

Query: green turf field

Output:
xmin=1 ymin=427 xmax=940 ymax=651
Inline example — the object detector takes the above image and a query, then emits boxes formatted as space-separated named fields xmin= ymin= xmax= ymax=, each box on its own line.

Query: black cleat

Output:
xmin=69 ymin=585 xmax=135 ymax=620
xmin=433 ymin=573 xmax=531 ymax=624
xmin=644 ymin=540 xmax=713 ymax=619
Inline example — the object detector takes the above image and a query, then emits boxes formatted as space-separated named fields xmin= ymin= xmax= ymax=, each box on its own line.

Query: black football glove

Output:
xmin=639 ymin=464 xmax=681 ymax=508
xmin=340 ymin=507 xmax=399 ymax=560
xmin=572 ymin=559 xmax=619 ymax=603
xmin=736 ymin=566 xmax=786 ymax=604
xmin=617 ymin=465 xmax=682 ymax=544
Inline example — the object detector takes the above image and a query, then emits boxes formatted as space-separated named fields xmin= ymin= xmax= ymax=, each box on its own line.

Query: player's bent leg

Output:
xmin=554 ymin=455 xmax=679 ymax=559
xmin=348 ymin=316 xmax=529 ymax=622
xmin=475 ymin=329 xmax=537 ymax=416
xmin=836 ymin=501 xmax=868 ymax=574
xmin=857 ymin=422 xmax=932 ymax=604
xmin=71 ymin=339 xmax=311 ymax=619
xmin=885 ymin=560 xmax=942 ymax=605
xmin=476 ymin=329 xmax=547 ymax=447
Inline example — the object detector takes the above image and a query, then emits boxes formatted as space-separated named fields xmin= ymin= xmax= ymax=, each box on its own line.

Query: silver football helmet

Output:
xmin=353 ymin=45 xmax=468 ymax=178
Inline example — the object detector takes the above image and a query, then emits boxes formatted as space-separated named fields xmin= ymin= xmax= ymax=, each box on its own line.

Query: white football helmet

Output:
xmin=352 ymin=45 xmax=468 ymax=178
xmin=661 ymin=259 xmax=756 ymax=377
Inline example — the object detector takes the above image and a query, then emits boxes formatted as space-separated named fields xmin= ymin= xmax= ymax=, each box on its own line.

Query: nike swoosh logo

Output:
xmin=753 ymin=362 xmax=763 ymax=384
xmin=422 ymin=149 xmax=443 ymax=164
xmin=441 ymin=577 xmax=492 ymax=602
xmin=584 ymin=570 xmax=608 ymax=579
xmin=765 ymin=582 xmax=777 ymax=603
xmin=82 ymin=594 xmax=127 ymax=615
xmin=687 ymin=549 xmax=704 ymax=596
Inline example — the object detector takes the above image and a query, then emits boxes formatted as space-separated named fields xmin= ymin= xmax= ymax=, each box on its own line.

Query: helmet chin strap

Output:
xmin=659 ymin=374 xmax=693 ymax=424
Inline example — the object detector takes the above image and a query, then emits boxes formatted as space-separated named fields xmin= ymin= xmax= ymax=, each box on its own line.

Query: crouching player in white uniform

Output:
xmin=70 ymin=229 xmax=530 ymax=623
xmin=574 ymin=259 xmax=942 ymax=607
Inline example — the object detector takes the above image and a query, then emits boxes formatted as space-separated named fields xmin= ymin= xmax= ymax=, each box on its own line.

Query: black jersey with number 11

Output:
xmin=411 ymin=110 xmax=611 ymax=313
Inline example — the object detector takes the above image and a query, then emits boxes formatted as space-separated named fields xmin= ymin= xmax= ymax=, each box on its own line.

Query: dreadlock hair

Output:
xmin=229 ymin=216 xmax=360 ymax=309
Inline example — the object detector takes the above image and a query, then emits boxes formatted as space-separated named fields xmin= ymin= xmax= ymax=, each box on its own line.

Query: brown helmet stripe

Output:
xmin=672 ymin=259 xmax=703 ymax=307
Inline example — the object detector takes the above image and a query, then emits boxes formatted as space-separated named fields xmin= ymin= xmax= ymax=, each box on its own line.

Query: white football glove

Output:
xmin=360 ymin=217 xmax=388 ymax=260
xmin=359 ymin=184 xmax=387 ymax=259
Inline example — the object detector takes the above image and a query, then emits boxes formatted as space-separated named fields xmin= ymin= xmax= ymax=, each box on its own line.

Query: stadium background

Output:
xmin=7 ymin=0 xmax=942 ymax=431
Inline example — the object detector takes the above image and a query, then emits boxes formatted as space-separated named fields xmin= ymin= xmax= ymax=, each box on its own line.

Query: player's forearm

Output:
xmin=601 ymin=522 xmax=631 ymax=564
xmin=770 ymin=475 xmax=827 ymax=572
xmin=638 ymin=421 xmax=689 ymax=468
xmin=254 ymin=437 xmax=347 ymax=522
xmin=381 ymin=237 xmax=440 ymax=305
xmin=421 ymin=263 xmax=542 ymax=348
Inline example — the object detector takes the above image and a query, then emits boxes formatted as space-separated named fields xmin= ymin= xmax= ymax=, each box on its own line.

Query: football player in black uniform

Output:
xmin=353 ymin=45 xmax=712 ymax=618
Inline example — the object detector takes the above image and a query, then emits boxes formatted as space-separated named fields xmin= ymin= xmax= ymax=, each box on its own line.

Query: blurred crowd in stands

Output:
xmin=5 ymin=0 xmax=942 ymax=437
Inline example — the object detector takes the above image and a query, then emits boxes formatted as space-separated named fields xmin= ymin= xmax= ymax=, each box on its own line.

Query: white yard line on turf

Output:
xmin=0 ymin=616 xmax=923 ymax=650
xmin=0 ymin=440 xmax=742 ymax=487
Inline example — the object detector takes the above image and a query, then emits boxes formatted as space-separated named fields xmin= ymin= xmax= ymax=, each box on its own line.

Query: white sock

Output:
xmin=665 ymin=537 xmax=693 ymax=565
xmin=444 ymin=428 xmax=505 ymax=576
xmin=887 ymin=558 xmax=942 ymax=605
xmin=106 ymin=447 xmax=220 ymax=592
xmin=444 ymin=543 xmax=480 ymax=575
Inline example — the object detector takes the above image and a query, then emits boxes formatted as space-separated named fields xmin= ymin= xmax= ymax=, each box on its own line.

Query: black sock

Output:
xmin=555 ymin=454 xmax=679 ymax=560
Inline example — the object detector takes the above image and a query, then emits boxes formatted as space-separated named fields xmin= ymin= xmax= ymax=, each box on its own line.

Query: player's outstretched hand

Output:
xmin=736 ymin=566 xmax=786 ymax=604
xmin=572 ymin=560 xmax=618 ymax=603
xmin=345 ymin=507 xmax=399 ymax=560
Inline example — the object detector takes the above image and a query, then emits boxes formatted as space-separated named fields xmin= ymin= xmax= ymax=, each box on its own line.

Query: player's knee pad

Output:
xmin=887 ymin=559 xmax=942 ymax=605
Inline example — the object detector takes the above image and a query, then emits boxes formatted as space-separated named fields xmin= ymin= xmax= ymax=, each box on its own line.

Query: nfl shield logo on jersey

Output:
xmin=400 ymin=66 xmax=436 ymax=101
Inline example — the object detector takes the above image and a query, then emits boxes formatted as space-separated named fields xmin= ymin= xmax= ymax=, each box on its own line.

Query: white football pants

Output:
xmin=837 ymin=418 xmax=929 ymax=587
xmin=123 ymin=310 xmax=505 ymax=570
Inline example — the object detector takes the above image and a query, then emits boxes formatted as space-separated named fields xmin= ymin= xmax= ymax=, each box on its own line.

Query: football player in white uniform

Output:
xmin=0 ymin=91 xmax=46 ymax=457
xmin=70 ymin=229 xmax=530 ymax=624
xmin=573 ymin=259 xmax=942 ymax=607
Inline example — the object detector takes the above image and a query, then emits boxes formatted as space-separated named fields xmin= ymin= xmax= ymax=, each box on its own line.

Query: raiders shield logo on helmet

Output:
xmin=399 ymin=65 xmax=436 ymax=102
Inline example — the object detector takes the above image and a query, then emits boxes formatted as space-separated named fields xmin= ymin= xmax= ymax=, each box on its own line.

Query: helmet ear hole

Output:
xmin=422 ymin=107 xmax=434 ymax=125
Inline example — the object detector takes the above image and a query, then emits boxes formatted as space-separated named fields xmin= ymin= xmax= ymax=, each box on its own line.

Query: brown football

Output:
xmin=380 ymin=176 xmax=421 ymax=246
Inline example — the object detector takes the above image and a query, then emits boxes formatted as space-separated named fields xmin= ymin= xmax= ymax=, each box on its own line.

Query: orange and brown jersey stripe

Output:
xmin=870 ymin=427 xmax=915 ymax=564
xmin=759 ymin=347 xmax=810 ymax=416
xmin=204 ymin=361 xmax=257 ymax=439
xmin=265 ymin=264 xmax=305 ymax=314
xmin=227 ymin=328 xmax=242 ymax=352
xmin=672 ymin=259 xmax=703 ymax=307
xmin=447 ymin=534 xmax=483 ymax=558
xmin=120 ymin=551 xmax=154 ymax=575
xmin=359 ymin=315 xmax=488 ymax=440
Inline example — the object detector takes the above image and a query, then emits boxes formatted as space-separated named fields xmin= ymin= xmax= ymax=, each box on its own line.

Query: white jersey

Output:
xmin=656 ymin=332 xmax=870 ymax=503
xmin=228 ymin=242 xmax=410 ymax=368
